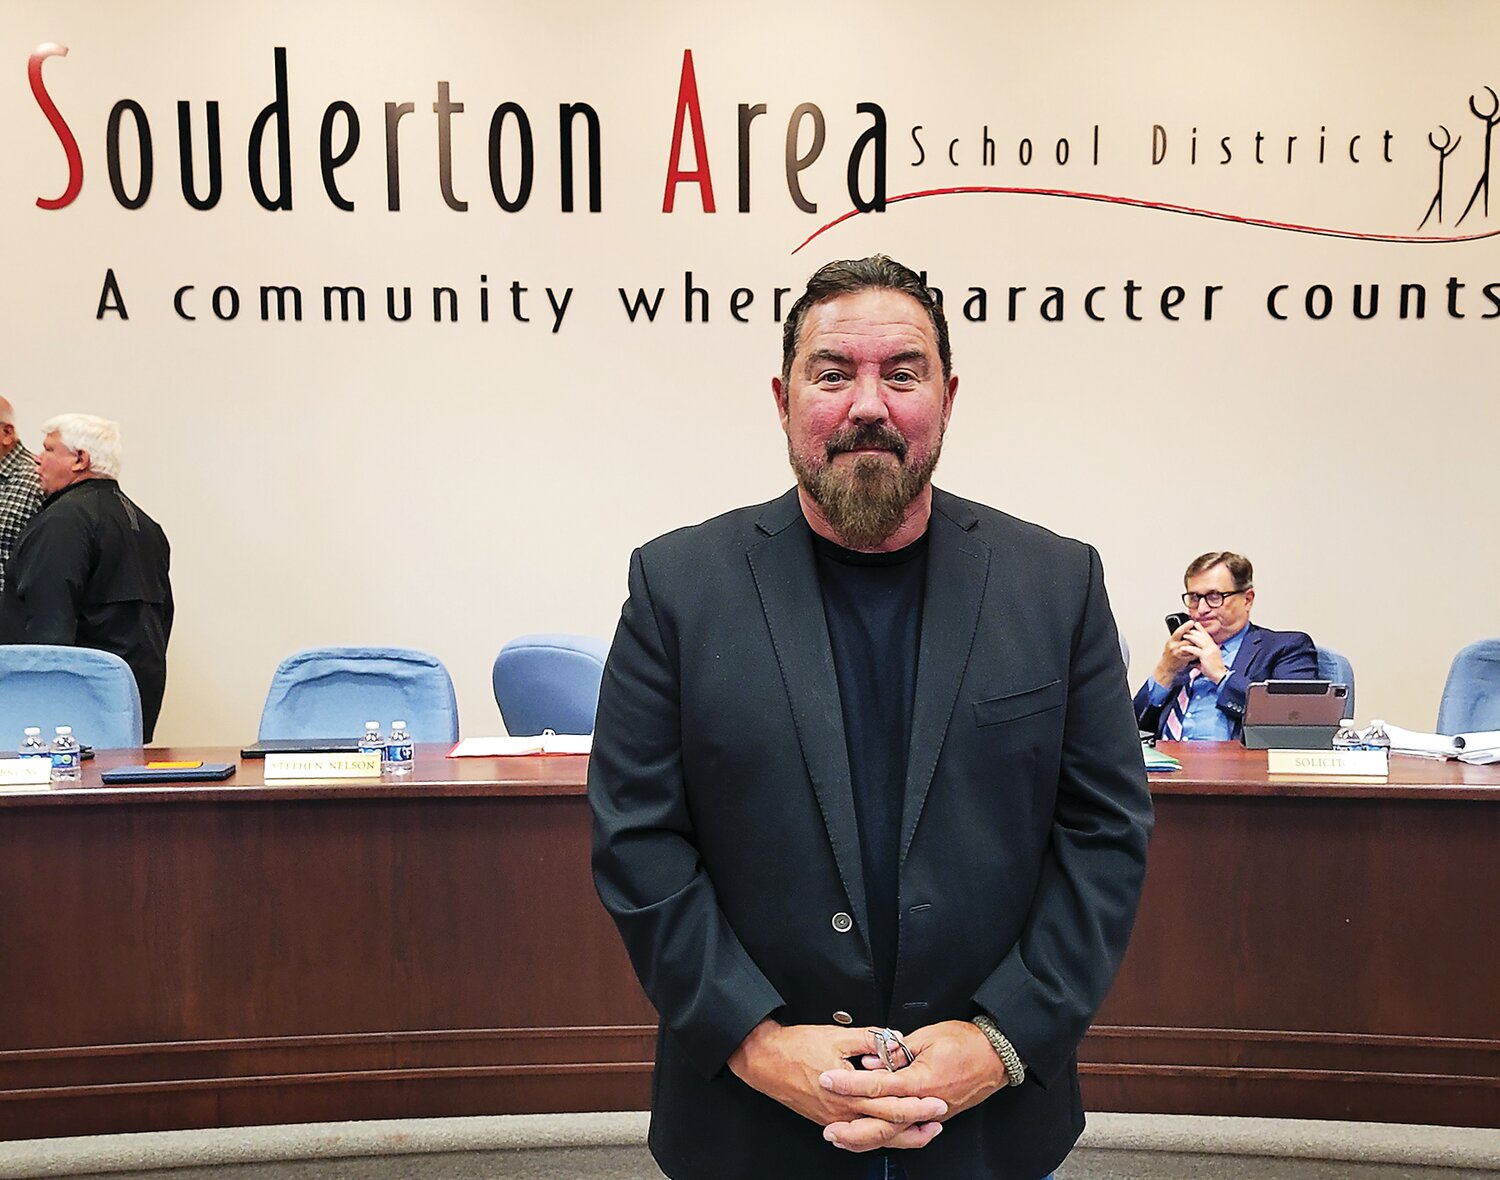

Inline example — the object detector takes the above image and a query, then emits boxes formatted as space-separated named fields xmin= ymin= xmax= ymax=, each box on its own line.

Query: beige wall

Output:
xmin=2 ymin=0 xmax=1496 ymax=742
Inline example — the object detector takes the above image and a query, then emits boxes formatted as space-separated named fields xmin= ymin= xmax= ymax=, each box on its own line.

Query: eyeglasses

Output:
xmin=1182 ymin=589 xmax=1248 ymax=609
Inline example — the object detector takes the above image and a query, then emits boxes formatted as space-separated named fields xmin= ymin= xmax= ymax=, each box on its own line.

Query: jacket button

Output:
xmin=832 ymin=1011 xmax=853 ymax=1025
xmin=831 ymin=912 xmax=853 ymax=933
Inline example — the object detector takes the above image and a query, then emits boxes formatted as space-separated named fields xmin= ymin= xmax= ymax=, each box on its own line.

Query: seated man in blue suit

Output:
xmin=1135 ymin=551 xmax=1317 ymax=741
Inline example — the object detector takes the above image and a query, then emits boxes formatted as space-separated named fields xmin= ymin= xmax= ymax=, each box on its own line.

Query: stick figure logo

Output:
xmin=1456 ymin=86 xmax=1500 ymax=225
xmin=1420 ymin=86 xmax=1498 ymax=229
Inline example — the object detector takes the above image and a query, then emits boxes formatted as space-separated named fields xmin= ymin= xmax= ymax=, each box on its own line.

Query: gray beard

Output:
xmin=790 ymin=445 xmax=940 ymax=550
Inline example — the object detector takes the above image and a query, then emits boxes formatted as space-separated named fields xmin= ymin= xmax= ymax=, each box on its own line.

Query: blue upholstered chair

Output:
xmin=1315 ymin=644 xmax=1356 ymax=719
xmin=1436 ymin=638 xmax=1500 ymax=734
xmin=492 ymin=633 xmax=610 ymax=736
xmin=0 ymin=644 xmax=143 ymax=749
xmin=257 ymin=647 xmax=460 ymax=743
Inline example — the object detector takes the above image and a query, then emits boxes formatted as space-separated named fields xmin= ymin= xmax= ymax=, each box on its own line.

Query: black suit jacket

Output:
xmin=1132 ymin=622 xmax=1318 ymax=740
xmin=0 ymin=479 xmax=173 ymax=741
xmin=589 ymin=488 xmax=1152 ymax=1180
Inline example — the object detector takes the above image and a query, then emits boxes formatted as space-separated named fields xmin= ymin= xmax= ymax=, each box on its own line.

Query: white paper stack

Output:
xmin=1381 ymin=723 xmax=1500 ymax=764
xmin=1382 ymin=724 xmax=1464 ymax=759
xmin=1455 ymin=731 xmax=1500 ymax=765
xmin=449 ymin=733 xmax=593 ymax=757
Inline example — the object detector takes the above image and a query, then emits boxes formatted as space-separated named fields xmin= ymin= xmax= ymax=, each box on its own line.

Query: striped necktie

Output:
xmin=1162 ymin=667 xmax=1201 ymax=740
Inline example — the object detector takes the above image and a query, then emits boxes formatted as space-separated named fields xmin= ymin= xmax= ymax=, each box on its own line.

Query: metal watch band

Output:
xmin=972 ymin=1013 xmax=1026 ymax=1087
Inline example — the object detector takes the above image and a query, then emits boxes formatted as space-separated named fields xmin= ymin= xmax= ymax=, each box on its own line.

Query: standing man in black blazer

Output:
xmin=589 ymin=256 xmax=1152 ymax=1180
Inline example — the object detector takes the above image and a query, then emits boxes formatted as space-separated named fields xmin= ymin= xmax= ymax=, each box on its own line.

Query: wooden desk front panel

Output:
xmin=2 ymin=745 xmax=1498 ymax=1138
xmin=0 ymin=755 xmax=655 ymax=1139
xmin=1082 ymin=767 xmax=1500 ymax=1126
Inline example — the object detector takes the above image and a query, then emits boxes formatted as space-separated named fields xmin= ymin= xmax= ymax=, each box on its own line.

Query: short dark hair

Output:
xmin=780 ymin=255 xmax=952 ymax=384
xmin=1184 ymin=551 xmax=1254 ymax=590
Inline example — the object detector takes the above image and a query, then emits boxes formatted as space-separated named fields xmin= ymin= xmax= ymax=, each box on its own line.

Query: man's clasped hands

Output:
xmin=728 ymin=1018 xmax=1011 ymax=1153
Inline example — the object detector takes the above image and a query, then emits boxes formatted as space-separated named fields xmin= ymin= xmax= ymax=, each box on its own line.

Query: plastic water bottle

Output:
xmin=1362 ymin=719 xmax=1392 ymax=755
xmin=1331 ymin=720 xmax=1362 ymax=752
xmin=19 ymin=727 xmax=49 ymax=771
xmin=384 ymin=721 xmax=414 ymax=776
xmin=359 ymin=721 xmax=385 ymax=760
xmin=50 ymin=726 xmax=82 ymax=782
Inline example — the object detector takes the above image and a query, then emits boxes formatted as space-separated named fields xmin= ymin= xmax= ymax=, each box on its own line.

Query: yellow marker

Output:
xmin=145 ymin=761 xmax=204 ymax=769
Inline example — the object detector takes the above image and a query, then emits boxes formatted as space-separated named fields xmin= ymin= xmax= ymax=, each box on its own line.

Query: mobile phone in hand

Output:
xmin=1165 ymin=612 xmax=1191 ymax=632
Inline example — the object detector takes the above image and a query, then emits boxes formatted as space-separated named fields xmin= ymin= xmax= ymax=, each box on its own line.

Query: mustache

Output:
xmin=825 ymin=424 xmax=908 ymax=462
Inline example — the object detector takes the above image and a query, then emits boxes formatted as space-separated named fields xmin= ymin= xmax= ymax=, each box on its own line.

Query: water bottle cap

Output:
xmin=56 ymin=726 xmax=72 ymax=735
xmin=24 ymin=727 xmax=40 ymax=736
xmin=1370 ymin=719 xmax=1385 ymax=727
xmin=365 ymin=721 xmax=380 ymax=731
xmin=392 ymin=721 xmax=407 ymax=729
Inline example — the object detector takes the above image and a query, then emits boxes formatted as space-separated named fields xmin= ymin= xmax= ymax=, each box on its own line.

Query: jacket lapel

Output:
xmin=899 ymin=491 xmax=990 ymax=862
xmin=746 ymin=491 xmax=869 ymax=944
xmin=1235 ymin=622 xmax=1264 ymax=677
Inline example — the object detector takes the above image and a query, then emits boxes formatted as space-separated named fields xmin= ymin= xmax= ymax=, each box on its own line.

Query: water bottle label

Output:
xmin=51 ymin=752 xmax=80 ymax=771
xmin=386 ymin=743 xmax=413 ymax=762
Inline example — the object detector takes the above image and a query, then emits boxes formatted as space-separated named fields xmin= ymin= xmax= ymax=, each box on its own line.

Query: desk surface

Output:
xmin=1150 ymin=740 xmax=1500 ymax=799
xmin=0 ymin=744 xmax=589 ymax=806
xmin=3 ymin=741 xmax=1497 ymax=807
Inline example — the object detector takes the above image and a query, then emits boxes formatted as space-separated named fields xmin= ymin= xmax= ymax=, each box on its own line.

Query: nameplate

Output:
xmin=0 ymin=760 xmax=53 ymax=787
xmin=1267 ymin=749 xmax=1389 ymax=777
xmin=263 ymin=752 xmax=382 ymax=779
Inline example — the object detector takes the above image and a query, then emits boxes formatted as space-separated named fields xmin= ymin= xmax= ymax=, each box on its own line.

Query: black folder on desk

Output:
xmin=102 ymin=762 xmax=236 ymax=784
xmin=239 ymin=738 xmax=362 ymax=759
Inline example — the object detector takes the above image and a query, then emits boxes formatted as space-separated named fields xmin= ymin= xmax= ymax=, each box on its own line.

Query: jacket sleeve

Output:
xmin=1268 ymin=632 xmax=1318 ymax=678
xmin=161 ymin=534 xmax=175 ymax=640
xmin=973 ymin=545 xmax=1153 ymax=1086
xmin=1216 ymin=630 xmax=1320 ymax=721
xmin=11 ymin=509 xmax=91 ymax=645
xmin=589 ymin=548 xmax=785 ymax=1079
xmin=1132 ymin=679 xmax=1166 ymax=736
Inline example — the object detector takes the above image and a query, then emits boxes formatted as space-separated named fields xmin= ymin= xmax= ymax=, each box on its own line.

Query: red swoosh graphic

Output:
xmin=791 ymin=186 xmax=1500 ymax=254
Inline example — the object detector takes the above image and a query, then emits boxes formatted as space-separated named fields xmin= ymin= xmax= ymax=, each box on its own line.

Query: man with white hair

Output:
xmin=0 ymin=413 xmax=173 ymax=742
xmin=0 ymin=395 xmax=43 ymax=594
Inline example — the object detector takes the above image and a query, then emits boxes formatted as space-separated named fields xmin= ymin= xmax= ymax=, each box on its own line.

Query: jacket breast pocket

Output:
xmin=972 ymin=679 xmax=1066 ymax=727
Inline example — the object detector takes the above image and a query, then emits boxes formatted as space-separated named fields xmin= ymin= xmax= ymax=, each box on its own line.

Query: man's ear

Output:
xmin=771 ymin=376 xmax=789 ymax=424
xmin=73 ymin=448 xmax=92 ymax=474
xmin=942 ymin=374 xmax=959 ymax=425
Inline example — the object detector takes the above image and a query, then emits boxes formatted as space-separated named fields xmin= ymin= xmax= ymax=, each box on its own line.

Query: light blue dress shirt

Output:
xmin=1145 ymin=626 xmax=1248 ymax=741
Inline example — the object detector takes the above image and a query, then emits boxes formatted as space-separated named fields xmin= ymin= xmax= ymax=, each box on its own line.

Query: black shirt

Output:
xmin=813 ymin=528 xmax=929 ymax=1014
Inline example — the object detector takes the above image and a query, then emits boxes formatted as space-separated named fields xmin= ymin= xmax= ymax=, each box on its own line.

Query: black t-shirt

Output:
xmin=813 ymin=528 xmax=929 ymax=1012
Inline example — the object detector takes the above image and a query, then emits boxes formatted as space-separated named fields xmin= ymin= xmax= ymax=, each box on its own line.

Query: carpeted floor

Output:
xmin=52 ymin=1147 xmax=661 ymax=1180
xmin=4 ymin=1113 xmax=1496 ymax=1179
xmin=37 ymin=1147 xmax=1500 ymax=1180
